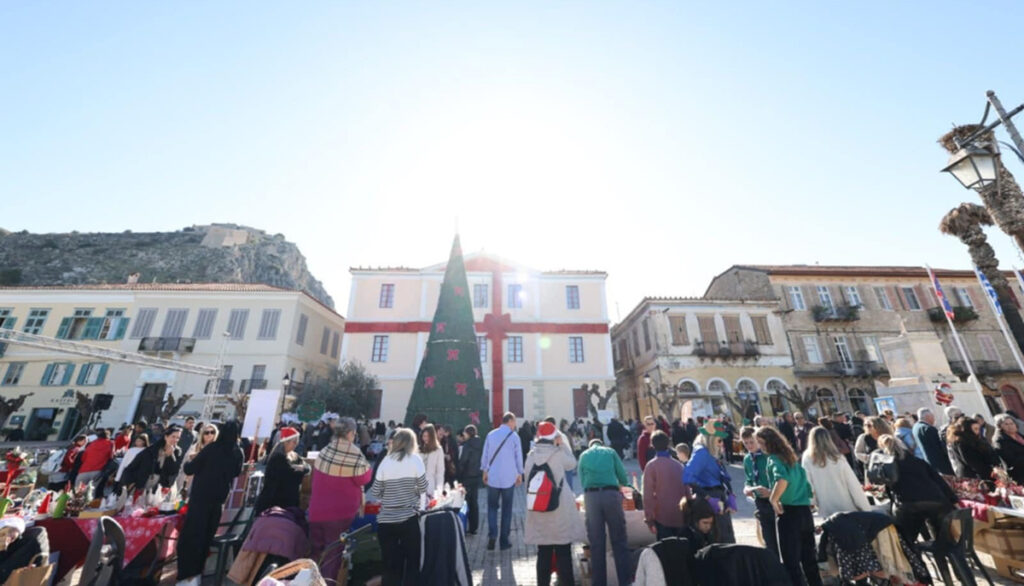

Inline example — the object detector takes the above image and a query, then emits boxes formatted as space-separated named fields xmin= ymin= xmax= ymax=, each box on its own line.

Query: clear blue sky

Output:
xmin=3 ymin=2 xmax=1024 ymax=320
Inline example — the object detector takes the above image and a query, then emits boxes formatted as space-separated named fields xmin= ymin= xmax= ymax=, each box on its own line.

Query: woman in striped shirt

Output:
xmin=369 ymin=428 xmax=428 ymax=586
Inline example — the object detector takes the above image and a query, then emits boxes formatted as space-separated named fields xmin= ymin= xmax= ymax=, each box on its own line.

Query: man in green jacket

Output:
xmin=578 ymin=439 xmax=630 ymax=586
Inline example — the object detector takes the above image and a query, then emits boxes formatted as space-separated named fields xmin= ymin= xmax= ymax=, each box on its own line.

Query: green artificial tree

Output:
xmin=404 ymin=236 xmax=491 ymax=431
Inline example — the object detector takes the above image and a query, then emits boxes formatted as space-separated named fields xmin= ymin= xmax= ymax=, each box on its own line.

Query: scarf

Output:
xmin=314 ymin=438 xmax=369 ymax=478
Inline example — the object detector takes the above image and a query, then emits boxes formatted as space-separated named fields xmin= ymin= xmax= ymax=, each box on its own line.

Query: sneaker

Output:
xmin=500 ymin=542 xmax=512 ymax=551
xmin=487 ymin=538 xmax=496 ymax=550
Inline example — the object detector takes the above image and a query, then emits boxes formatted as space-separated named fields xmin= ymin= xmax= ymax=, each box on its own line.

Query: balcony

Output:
xmin=239 ymin=379 xmax=268 ymax=393
xmin=826 ymin=360 xmax=889 ymax=377
xmin=693 ymin=340 xmax=759 ymax=359
xmin=927 ymin=306 xmax=979 ymax=324
xmin=206 ymin=378 xmax=235 ymax=395
xmin=812 ymin=304 xmax=860 ymax=322
xmin=138 ymin=337 xmax=196 ymax=353
xmin=949 ymin=359 xmax=1010 ymax=376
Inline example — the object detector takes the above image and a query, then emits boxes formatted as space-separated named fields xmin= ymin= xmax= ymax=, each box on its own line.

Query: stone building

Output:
xmin=0 ymin=284 xmax=345 ymax=439
xmin=612 ymin=297 xmax=796 ymax=422
xmin=705 ymin=265 xmax=1024 ymax=416
xmin=341 ymin=252 xmax=615 ymax=424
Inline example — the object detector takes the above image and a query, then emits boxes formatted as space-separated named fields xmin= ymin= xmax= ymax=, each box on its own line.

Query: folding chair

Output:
xmin=78 ymin=517 xmax=125 ymax=586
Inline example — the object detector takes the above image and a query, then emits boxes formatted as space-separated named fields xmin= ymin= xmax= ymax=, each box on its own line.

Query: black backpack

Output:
xmin=866 ymin=450 xmax=899 ymax=487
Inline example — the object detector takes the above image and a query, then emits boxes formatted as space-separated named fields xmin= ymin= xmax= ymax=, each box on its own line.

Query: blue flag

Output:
xmin=975 ymin=267 xmax=1003 ymax=316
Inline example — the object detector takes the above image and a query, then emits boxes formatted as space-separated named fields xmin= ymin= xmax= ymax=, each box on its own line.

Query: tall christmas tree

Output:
xmin=404 ymin=236 xmax=491 ymax=431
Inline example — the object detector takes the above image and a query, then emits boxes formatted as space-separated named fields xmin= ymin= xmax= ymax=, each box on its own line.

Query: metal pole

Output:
xmin=928 ymin=266 xmax=993 ymax=420
xmin=988 ymin=91 xmax=1024 ymax=157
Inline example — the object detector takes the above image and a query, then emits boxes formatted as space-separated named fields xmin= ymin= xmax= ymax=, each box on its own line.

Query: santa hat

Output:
xmin=279 ymin=427 xmax=300 ymax=442
xmin=0 ymin=516 xmax=25 ymax=537
xmin=537 ymin=421 xmax=558 ymax=441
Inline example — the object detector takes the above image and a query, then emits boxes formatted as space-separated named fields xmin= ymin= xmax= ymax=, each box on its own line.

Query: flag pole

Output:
xmin=986 ymin=266 xmax=1024 ymax=376
xmin=926 ymin=266 xmax=990 ymax=419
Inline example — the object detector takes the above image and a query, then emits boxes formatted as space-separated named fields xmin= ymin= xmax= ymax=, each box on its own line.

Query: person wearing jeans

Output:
xmin=757 ymin=426 xmax=822 ymax=586
xmin=578 ymin=439 xmax=630 ymax=586
xmin=480 ymin=412 xmax=524 ymax=551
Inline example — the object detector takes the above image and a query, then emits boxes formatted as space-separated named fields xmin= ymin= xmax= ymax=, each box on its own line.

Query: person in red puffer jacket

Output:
xmin=76 ymin=430 xmax=114 ymax=488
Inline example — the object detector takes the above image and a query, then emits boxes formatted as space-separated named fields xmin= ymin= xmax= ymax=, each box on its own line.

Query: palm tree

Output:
xmin=938 ymin=202 xmax=1024 ymax=354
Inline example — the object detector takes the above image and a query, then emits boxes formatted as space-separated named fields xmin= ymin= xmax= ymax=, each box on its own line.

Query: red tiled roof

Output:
xmin=730 ymin=264 xmax=984 ymax=278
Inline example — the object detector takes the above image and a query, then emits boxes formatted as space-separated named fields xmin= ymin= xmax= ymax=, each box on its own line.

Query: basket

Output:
xmin=262 ymin=559 xmax=327 ymax=585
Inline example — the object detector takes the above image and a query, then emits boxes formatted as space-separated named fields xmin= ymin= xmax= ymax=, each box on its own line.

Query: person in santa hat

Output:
xmin=253 ymin=426 xmax=310 ymax=517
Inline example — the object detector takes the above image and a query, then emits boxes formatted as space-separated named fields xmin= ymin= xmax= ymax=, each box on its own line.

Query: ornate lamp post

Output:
xmin=280 ymin=374 xmax=291 ymax=421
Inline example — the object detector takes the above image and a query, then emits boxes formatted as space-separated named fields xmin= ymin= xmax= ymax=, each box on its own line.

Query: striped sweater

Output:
xmin=369 ymin=452 xmax=428 ymax=524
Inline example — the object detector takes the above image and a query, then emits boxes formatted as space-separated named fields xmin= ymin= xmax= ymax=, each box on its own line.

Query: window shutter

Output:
xmin=82 ymin=317 xmax=104 ymax=340
xmin=803 ymin=286 xmax=816 ymax=309
xmin=115 ymin=318 xmax=129 ymax=339
xmin=60 ymin=364 xmax=74 ymax=385
xmin=96 ymin=364 xmax=108 ymax=385
xmin=76 ymin=366 xmax=87 ymax=385
xmin=55 ymin=318 xmax=72 ymax=339
xmin=668 ymin=315 xmax=688 ymax=345
xmin=890 ymin=286 xmax=906 ymax=310
xmin=41 ymin=364 xmax=54 ymax=385
xmin=723 ymin=315 xmax=742 ymax=342
xmin=779 ymin=286 xmax=791 ymax=311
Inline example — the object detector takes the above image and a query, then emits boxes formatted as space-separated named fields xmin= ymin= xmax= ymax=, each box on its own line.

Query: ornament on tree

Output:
xmin=425 ymin=376 xmax=436 ymax=389
xmin=436 ymin=322 xmax=446 ymax=333
xmin=454 ymin=286 xmax=464 ymax=296
xmin=473 ymin=367 xmax=481 ymax=380
xmin=455 ymin=383 xmax=467 ymax=396
xmin=469 ymin=411 xmax=480 ymax=424
xmin=447 ymin=349 xmax=459 ymax=361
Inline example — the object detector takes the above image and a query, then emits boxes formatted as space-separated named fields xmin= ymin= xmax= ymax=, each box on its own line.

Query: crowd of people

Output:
xmin=4 ymin=402 xmax=1022 ymax=585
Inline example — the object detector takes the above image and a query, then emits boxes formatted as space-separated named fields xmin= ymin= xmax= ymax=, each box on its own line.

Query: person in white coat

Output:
xmin=801 ymin=426 xmax=872 ymax=518
xmin=524 ymin=421 xmax=586 ymax=586
xmin=419 ymin=424 xmax=446 ymax=496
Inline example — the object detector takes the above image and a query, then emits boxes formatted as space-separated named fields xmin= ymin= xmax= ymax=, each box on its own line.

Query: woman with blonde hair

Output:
xmin=370 ymin=428 xmax=428 ymax=586
xmin=800 ymin=426 xmax=871 ymax=517
xmin=683 ymin=419 xmax=735 ymax=543
xmin=419 ymin=423 xmax=445 ymax=495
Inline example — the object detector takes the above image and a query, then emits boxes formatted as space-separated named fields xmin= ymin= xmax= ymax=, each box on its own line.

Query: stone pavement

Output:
xmin=466 ymin=457 xmax=1016 ymax=586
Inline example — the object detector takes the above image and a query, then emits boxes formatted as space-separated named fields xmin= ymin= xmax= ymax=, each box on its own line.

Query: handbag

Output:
xmin=3 ymin=553 xmax=53 ymax=586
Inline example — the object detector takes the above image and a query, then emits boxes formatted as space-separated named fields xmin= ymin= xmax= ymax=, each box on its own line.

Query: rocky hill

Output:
xmin=0 ymin=224 xmax=334 ymax=308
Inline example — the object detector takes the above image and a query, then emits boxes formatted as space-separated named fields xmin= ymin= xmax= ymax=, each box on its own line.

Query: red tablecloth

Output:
xmin=36 ymin=514 xmax=183 ymax=581
xmin=959 ymin=499 xmax=991 ymax=522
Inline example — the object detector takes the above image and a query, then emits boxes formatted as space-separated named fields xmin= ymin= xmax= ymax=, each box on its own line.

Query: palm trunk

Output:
xmin=963 ymin=229 xmax=1024 ymax=356
xmin=941 ymin=128 xmax=1024 ymax=356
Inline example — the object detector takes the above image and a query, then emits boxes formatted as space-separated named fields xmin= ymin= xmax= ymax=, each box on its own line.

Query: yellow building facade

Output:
xmin=612 ymin=297 xmax=797 ymax=423
xmin=0 ymin=284 xmax=345 ymax=440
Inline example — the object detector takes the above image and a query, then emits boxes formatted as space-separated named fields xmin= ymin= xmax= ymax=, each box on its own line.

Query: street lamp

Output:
xmin=643 ymin=374 xmax=654 ymax=418
xmin=942 ymin=144 xmax=999 ymax=190
xmin=280 ymin=374 xmax=291 ymax=422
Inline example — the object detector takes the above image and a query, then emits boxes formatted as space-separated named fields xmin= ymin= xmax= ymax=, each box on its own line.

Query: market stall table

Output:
xmin=35 ymin=513 xmax=184 ymax=581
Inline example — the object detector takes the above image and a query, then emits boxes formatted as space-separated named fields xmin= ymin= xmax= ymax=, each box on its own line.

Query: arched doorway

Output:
xmin=817 ymin=388 xmax=838 ymax=416
xmin=765 ymin=379 xmax=789 ymax=415
xmin=736 ymin=379 xmax=761 ymax=421
xmin=1001 ymin=385 xmax=1024 ymax=416
xmin=848 ymin=388 xmax=873 ymax=415
xmin=707 ymin=379 xmax=728 ymax=418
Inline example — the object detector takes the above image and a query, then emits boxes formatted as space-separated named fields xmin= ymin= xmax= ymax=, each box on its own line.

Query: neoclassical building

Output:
xmin=705 ymin=265 xmax=1024 ymax=417
xmin=341 ymin=252 xmax=615 ymax=424
xmin=612 ymin=297 xmax=797 ymax=422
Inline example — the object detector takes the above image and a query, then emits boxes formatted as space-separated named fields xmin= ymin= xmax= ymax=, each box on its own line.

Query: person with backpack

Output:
xmin=877 ymin=434 xmax=958 ymax=547
xmin=524 ymin=421 xmax=584 ymax=586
